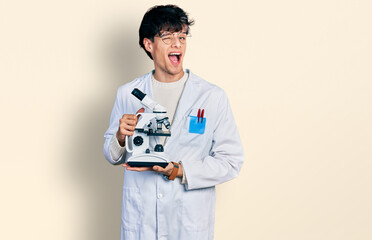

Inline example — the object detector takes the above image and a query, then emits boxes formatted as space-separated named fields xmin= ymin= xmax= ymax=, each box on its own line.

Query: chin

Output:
xmin=167 ymin=65 xmax=183 ymax=74
xmin=170 ymin=68 xmax=184 ymax=75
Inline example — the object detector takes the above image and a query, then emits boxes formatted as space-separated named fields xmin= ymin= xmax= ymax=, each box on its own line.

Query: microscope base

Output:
xmin=126 ymin=153 xmax=169 ymax=168
xmin=127 ymin=161 xmax=168 ymax=168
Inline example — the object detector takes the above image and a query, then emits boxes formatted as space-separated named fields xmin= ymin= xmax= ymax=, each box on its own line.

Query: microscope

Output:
xmin=125 ymin=88 xmax=171 ymax=168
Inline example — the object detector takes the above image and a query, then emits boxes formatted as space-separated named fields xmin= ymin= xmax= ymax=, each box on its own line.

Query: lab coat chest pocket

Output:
xmin=122 ymin=187 xmax=143 ymax=231
xmin=181 ymin=108 xmax=210 ymax=147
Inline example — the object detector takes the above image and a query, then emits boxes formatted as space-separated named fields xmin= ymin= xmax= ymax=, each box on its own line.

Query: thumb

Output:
xmin=136 ymin=108 xmax=145 ymax=114
xmin=136 ymin=108 xmax=145 ymax=119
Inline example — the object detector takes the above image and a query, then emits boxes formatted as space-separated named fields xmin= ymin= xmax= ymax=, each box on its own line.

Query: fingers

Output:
xmin=117 ymin=109 xmax=144 ymax=143
xmin=152 ymin=165 xmax=163 ymax=172
xmin=123 ymin=163 xmax=153 ymax=172
xmin=121 ymin=116 xmax=137 ymax=124
xmin=119 ymin=108 xmax=145 ymax=129
xmin=118 ymin=119 xmax=136 ymax=135
xmin=126 ymin=166 xmax=153 ymax=172
xmin=153 ymin=163 xmax=173 ymax=176
xmin=123 ymin=163 xmax=173 ymax=176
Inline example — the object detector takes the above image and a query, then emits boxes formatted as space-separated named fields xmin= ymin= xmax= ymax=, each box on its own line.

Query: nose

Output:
xmin=172 ymin=36 xmax=182 ymax=48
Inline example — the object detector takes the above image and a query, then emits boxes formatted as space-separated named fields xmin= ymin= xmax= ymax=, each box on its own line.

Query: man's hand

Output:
xmin=123 ymin=162 xmax=183 ymax=178
xmin=116 ymin=108 xmax=145 ymax=147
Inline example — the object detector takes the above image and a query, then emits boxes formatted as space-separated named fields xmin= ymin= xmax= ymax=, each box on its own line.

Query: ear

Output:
xmin=143 ymin=38 xmax=153 ymax=53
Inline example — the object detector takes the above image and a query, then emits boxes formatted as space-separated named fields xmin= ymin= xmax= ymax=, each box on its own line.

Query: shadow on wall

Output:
xmin=68 ymin=25 xmax=151 ymax=240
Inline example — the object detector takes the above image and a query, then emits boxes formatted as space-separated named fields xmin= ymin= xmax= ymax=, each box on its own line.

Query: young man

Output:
xmin=103 ymin=5 xmax=244 ymax=240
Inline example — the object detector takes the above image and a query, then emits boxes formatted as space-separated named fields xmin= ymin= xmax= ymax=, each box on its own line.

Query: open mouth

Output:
xmin=168 ymin=52 xmax=182 ymax=65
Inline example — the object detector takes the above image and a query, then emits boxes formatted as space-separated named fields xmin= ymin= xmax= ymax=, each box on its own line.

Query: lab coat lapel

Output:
xmin=170 ymin=71 xmax=201 ymax=131
xmin=177 ymin=71 xmax=203 ymax=118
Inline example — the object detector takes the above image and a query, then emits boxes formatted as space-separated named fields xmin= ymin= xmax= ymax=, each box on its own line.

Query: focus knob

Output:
xmin=154 ymin=144 xmax=164 ymax=152
xmin=133 ymin=136 xmax=143 ymax=146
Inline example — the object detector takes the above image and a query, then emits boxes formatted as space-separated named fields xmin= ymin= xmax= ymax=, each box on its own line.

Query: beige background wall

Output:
xmin=1 ymin=0 xmax=371 ymax=239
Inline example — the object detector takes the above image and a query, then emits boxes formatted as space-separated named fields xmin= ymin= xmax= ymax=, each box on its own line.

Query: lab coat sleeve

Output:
xmin=182 ymin=91 xmax=244 ymax=190
xmin=103 ymin=87 xmax=127 ymax=165
xmin=110 ymin=132 xmax=125 ymax=161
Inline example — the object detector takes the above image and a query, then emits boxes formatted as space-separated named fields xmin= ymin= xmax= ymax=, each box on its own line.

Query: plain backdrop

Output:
xmin=1 ymin=0 xmax=371 ymax=239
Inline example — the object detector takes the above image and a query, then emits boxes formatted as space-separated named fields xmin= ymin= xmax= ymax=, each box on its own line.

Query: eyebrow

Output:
xmin=161 ymin=31 xmax=187 ymax=35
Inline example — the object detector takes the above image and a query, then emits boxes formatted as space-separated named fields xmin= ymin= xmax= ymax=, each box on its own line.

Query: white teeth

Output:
xmin=169 ymin=53 xmax=181 ymax=55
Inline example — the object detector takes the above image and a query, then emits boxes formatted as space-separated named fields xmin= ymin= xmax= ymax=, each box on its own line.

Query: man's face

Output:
xmin=144 ymin=26 xmax=187 ymax=79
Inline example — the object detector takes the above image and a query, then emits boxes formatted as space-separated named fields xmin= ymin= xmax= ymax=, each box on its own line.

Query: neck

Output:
xmin=153 ymin=69 xmax=185 ymax=83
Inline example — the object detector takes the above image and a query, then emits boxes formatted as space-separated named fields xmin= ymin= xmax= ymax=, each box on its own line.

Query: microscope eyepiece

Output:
xmin=131 ymin=87 xmax=165 ymax=113
xmin=132 ymin=88 xmax=146 ymax=101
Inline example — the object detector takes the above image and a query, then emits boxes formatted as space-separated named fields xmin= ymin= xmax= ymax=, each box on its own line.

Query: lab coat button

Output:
xmin=157 ymin=193 xmax=163 ymax=199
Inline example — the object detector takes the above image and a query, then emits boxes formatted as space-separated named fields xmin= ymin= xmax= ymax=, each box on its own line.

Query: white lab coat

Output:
xmin=103 ymin=69 xmax=244 ymax=240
